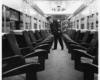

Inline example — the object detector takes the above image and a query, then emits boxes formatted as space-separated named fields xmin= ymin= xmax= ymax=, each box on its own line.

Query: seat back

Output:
xmin=71 ymin=30 xmax=76 ymax=40
xmin=87 ymin=32 xmax=98 ymax=54
xmin=45 ymin=30 xmax=49 ymax=35
xmin=68 ymin=30 xmax=73 ymax=38
xmin=22 ymin=31 xmax=34 ymax=52
xmin=81 ymin=31 xmax=90 ymax=43
xmin=74 ymin=30 xmax=81 ymax=41
xmin=44 ymin=30 xmax=47 ymax=36
xmin=12 ymin=32 xmax=27 ymax=48
xmin=87 ymin=39 xmax=98 ymax=54
xmin=90 ymin=32 xmax=98 ymax=47
xmin=34 ymin=30 xmax=42 ymax=40
xmin=68 ymin=29 xmax=73 ymax=38
xmin=28 ymin=30 xmax=37 ymax=43
xmin=2 ymin=35 xmax=13 ymax=57
xmin=40 ymin=30 xmax=46 ymax=39
xmin=4 ymin=34 xmax=22 ymax=56
xmin=39 ymin=30 xmax=44 ymax=38
xmin=93 ymin=31 xmax=98 ymax=39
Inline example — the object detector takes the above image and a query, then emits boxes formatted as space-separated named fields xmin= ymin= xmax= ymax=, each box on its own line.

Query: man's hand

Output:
xmin=58 ymin=31 xmax=60 ymax=33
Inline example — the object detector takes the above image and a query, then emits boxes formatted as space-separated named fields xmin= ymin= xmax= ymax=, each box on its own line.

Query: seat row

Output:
xmin=2 ymin=29 xmax=54 ymax=80
xmin=63 ymin=29 xmax=98 ymax=80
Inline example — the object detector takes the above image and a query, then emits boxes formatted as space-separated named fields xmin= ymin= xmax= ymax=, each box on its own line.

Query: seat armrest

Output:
xmin=67 ymin=41 xmax=75 ymax=43
xmin=73 ymin=49 xmax=94 ymax=59
xmin=3 ymin=63 xmax=40 ymax=78
xmin=67 ymin=41 xmax=79 ymax=45
xmin=3 ymin=55 xmax=23 ymax=63
xmin=80 ymin=43 xmax=90 ymax=48
xmin=24 ymin=49 xmax=47 ymax=58
xmin=37 ymin=41 xmax=51 ymax=45
xmin=81 ymin=60 xmax=98 ymax=73
xmin=36 ymin=39 xmax=42 ymax=43
xmin=33 ymin=44 xmax=50 ymax=50
xmin=70 ymin=44 xmax=87 ymax=50
xmin=3 ymin=55 xmax=25 ymax=72
xmin=77 ymin=40 xmax=83 ymax=43
xmin=41 ymin=40 xmax=51 ymax=43
xmin=20 ymin=47 xmax=30 ymax=56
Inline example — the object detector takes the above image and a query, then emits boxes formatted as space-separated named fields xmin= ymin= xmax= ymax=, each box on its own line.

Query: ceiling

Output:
xmin=32 ymin=0 xmax=87 ymax=20
xmin=34 ymin=0 xmax=84 ymax=14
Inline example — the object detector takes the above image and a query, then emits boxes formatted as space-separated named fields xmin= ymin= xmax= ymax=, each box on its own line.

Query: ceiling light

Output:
xmin=51 ymin=1 xmax=66 ymax=11
xmin=52 ymin=6 xmax=66 ymax=11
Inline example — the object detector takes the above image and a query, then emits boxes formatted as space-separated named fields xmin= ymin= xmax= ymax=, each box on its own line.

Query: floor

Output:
xmin=3 ymin=42 xmax=94 ymax=80
xmin=37 ymin=43 xmax=83 ymax=80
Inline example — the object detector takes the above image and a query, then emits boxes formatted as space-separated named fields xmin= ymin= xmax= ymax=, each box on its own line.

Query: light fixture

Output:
xmin=51 ymin=1 xmax=66 ymax=11
xmin=52 ymin=5 xmax=66 ymax=11
xmin=57 ymin=19 xmax=60 ymax=21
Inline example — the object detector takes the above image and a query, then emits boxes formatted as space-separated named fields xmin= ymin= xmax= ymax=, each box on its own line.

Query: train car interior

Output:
xmin=2 ymin=0 xmax=99 ymax=80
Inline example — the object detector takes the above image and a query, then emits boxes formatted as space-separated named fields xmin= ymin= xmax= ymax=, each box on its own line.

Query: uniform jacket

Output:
xmin=50 ymin=20 xmax=61 ymax=35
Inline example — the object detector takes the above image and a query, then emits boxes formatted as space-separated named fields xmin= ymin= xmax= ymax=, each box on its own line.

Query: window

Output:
xmin=34 ymin=18 xmax=37 ymax=29
xmin=91 ymin=22 xmax=94 ymax=29
xmin=19 ymin=13 xmax=23 ymax=29
xmin=29 ymin=16 xmax=31 ymax=29
xmin=25 ymin=14 xmax=30 ymax=29
xmin=81 ymin=18 xmax=84 ymax=29
xmin=42 ymin=21 xmax=44 ymax=28
xmin=87 ymin=16 xmax=89 ymax=29
xmin=39 ymin=20 xmax=41 ymax=29
xmin=77 ymin=20 xmax=79 ymax=29
xmin=74 ymin=21 xmax=75 ymax=28
xmin=45 ymin=22 xmax=46 ymax=28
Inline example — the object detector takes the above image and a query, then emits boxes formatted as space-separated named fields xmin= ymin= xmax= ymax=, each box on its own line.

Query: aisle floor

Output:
xmin=37 ymin=43 xmax=83 ymax=80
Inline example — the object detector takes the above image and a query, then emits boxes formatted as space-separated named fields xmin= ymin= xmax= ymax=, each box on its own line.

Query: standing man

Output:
xmin=46 ymin=16 xmax=64 ymax=50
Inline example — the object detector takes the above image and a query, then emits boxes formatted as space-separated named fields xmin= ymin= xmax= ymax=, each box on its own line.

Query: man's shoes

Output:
xmin=61 ymin=48 xmax=63 ymax=50
xmin=52 ymin=48 xmax=57 ymax=50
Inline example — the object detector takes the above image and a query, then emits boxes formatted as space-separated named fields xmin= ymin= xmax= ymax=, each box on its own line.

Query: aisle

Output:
xmin=37 ymin=43 xmax=83 ymax=80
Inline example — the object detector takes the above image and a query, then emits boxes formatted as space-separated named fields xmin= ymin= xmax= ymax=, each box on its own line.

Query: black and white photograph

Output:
xmin=1 ymin=0 xmax=99 ymax=80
